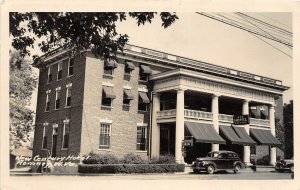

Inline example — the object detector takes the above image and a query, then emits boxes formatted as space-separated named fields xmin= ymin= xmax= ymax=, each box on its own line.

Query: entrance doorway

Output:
xmin=160 ymin=128 xmax=170 ymax=155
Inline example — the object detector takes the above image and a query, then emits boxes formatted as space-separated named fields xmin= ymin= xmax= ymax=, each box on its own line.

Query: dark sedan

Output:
xmin=275 ymin=158 xmax=294 ymax=173
xmin=191 ymin=150 xmax=245 ymax=174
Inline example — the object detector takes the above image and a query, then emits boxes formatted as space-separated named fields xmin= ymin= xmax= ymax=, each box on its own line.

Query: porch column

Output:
xmin=175 ymin=88 xmax=185 ymax=163
xmin=269 ymin=104 xmax=276 ymax=166
xmin=211 ymin=94 xmax=220 ymax=151
xmin=242 ymin=99 xmax=251 ymax=165
xmin=151 ymin=92 xmax=160 ymax=159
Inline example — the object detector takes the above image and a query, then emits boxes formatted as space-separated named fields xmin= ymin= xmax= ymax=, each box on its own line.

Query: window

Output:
xmin=123 ymin=89 xmax=134 ymax=106
xmin=104 ymin=66 xmax=114 ymax=75
xmin=124 ymin=61 xmax=135 ymax=75
xmin=45 ymin=92 xmax=50 ymax=111
xmin=68 ymin=58 xmax=74 ymax=76
xmin=57 ymin=62 xmax=62 ymax=80
xmin=42 ymin=126 xmax=47 ymax=149
xmin=103 ymin=59 xmax=117 ymax=76
xmin=136 ymin=126 xmax=147 ymax=151
xmin=47 ymin=67 xmax=52 ymax=83
xmin=138 ymin=92 xmax=150 ymax=111
xmin=62 ymin=122 xmax=69 ymax=149
xmin=139 ymin=65 xmax=152 ymax=81
xmin=65 ymin=87 xmax=72 ymax=107
xmin=99 ymin=123 xmax=111 ymax=149
xmin=55 ymin=89 xmax=61 ymax=109
xmin=101 ymin=86 xmax=116 ymax=107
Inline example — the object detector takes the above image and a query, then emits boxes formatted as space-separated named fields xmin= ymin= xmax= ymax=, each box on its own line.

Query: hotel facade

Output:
xmin=32 ymin=44 xmax=288 ymax=167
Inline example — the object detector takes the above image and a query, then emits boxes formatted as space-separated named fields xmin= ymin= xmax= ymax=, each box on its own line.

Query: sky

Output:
xmin=29 ymin=12 xmax=293 ymax=111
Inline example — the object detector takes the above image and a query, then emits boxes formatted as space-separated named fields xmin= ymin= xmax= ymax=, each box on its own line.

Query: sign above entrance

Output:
xmin=233 ymin=115 xmax=249 ymax=125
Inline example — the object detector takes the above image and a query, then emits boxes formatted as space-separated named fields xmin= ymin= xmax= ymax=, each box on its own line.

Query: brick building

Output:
xmin=32 ymin=44 xmax=288 ymax=168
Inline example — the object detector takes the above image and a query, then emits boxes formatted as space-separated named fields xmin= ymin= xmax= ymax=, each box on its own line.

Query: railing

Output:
xmin=218 ymin=114 xmax=234 ymax=123
xmin=250 ymin=118 xmax=270 ymax=127
xmin=184 ymin=109 xmax=213 ymax=120
xmin=157 ymin=109 xmax=176 ymax=119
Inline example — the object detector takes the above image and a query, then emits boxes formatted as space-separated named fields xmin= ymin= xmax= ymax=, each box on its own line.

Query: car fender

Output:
xmin=203 ymin=161 xmax=217 ymax=170
xmin=233 ymin=161 xmax=244 ymax=169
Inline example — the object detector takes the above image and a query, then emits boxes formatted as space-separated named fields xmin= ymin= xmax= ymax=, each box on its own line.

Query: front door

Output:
xmin=160 ymin=128 xmax=170 ymax=155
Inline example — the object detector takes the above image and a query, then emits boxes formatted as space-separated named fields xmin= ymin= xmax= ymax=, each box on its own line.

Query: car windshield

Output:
xmin=207 ymin=152 xmax=219 ymax=158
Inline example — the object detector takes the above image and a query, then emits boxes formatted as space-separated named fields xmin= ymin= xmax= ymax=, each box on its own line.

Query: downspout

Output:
xmin=148 ymin=90 xmax=154 ymax=161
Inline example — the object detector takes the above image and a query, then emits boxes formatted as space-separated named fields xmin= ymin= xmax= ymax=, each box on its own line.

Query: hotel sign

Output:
xmin=233 ymin=115 xmax=249 ymax=125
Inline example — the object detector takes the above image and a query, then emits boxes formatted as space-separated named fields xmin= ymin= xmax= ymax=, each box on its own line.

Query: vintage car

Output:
xmin=275 ymin=158 xmax=294 ymax=173
xmin=191 ymin=150 xmax=245 ymax=174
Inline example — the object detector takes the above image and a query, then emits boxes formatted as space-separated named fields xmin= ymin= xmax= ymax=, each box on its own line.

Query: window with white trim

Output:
xmin=136 ymin=126 xmax=147 ymax=151
xmin=45 ymin=92 xmax=50 ymax=111
xmin=68 ymin=58 xmax=74 ymax=76
xmin=99 ymin=123 xmax=111 ymax=149
xmin=55 ymin=89 xmax=61 ymax=109
xmin=62 ymin=122 xmax=69 ymax=149
xmin=42 ymin=126 xmax=47 ymax=149
xmin=47 ymin=67 xmax=52 ymax=83
xmin=57 ymin=62 xmax=63 ymax=80
xmin=65 ymin=87 xmax=72 ymax=107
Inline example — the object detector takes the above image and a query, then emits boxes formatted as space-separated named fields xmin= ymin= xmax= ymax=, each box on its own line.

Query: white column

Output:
xmin=151 ymin=92 xmax=160 ymax=159
xmin=175 ymin=88 xmax=185 ymax=163
xmin=269 ymin=104 xmax=276 ymax=166
xmin=242 ymin=99 xmax=251 ymax=165
xmin=211 ymin=94 xmax=220 ymax=151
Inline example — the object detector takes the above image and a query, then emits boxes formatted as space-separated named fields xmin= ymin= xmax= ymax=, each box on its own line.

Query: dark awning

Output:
xmin=220 ymin=125 xmax=243 ymax=144
xmin=105 ymin=59 xmax=118 ymax=68
xmin=124 ymin=89 xmax=134 ymax=100
xmin=250 ymin=128 xmax=282 ymax=146
xmin=250 ymin=107 xmax=261 ymax=118
xmin=103 ymin=86 xmax=116 ymax=99
xmin=232 ymin=126 xmax=257 ymax=145
xmin=140 ymin=65 xmax=152 ymax=74
xmin=185 ymin=122 xmax=226 ymax=144
xmin=138 ymin=92 xmax=150 ymax=103
xmin=126 ymin=61 xmax=135 ymax=70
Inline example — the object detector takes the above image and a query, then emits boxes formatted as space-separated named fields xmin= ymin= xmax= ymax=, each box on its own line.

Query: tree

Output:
xmin=9 ymin=12 xmax=178 ymax=62
xmin=9 ymin=50 xmax=37 ymax=149
xmin=283 ymin=100 xmax=293 ymax=158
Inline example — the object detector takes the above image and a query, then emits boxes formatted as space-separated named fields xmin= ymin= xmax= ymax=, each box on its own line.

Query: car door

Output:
xmin=217 ymin=153 xmax=227 ymax=169
xmin=226 ymin=153 xmax=235 ymax=169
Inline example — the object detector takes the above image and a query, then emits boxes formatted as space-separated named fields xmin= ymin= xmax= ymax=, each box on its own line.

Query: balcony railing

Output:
xmin=184 ymin=109 xmax=213 ymax=120
xmin=250 ymin=118 xmax=270 ymax=127
xmin=218 ymin=114 xmax=234 ymax=123
xmin=157 ymin=109 xmax=176 ymax=119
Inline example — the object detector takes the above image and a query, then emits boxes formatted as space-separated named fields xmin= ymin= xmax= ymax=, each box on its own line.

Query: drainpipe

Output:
xmin=148 ymin=90 xmax=154 ymax=161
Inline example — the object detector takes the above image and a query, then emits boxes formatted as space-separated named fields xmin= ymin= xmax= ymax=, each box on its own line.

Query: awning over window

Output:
xmin=124 ymin=89 xmax=134 ymax=100
xmin=126 ymin=61 xmax=135 ymax=70
xmin=105 ymin=59 xmax=118 ymax=68
xmin=138 ymin=92 xmax=150 ymax=103
xmin=250 ymin=107 xmax=261 ymax=118
xmin=140 ymin=65 xmax=152 ymax=74
xmin=103 ymin=86 xmax=116 ymax=99
xmin=185 ymin=122 xmax=226 ymax=144
xmin=250 ymin=128 xmax=282 ymax=146
xmin=232 ymin=126 xmax=257 ymax=145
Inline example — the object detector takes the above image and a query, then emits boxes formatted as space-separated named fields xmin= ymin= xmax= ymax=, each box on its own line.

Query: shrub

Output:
xmin=257 ymin=155 xmax=270 ymax=165
xmin=82 ymin=153 xmax=101 ymax=164
xmin=121 ymin=153 xmax=145 ymax=164
xmin=150 ymin=154 xmax=175 ymax=164
xmin=83 ymin=153 xmax=119 ymax=164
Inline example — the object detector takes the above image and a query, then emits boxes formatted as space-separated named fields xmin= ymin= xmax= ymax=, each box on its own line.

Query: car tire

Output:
xmin=207 ymin=165 xmax=215 ymax=174
xmin=290 ymin=166 xmax=294 ymax=173
xmin=234 ymin=164 xmax=241 ymax=174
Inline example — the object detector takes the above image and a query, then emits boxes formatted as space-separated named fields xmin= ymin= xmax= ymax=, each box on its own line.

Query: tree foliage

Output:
xmin=283 ymin=100 xmax=293 ymax=158
xmin=9 ymin=12 xmax=178 ymax=61
xmin=9 ymin=50 xmax=37 ymax=149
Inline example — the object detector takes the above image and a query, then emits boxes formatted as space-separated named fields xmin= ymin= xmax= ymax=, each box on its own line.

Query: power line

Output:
xmin=256 ymin=13 xmax=292 ymax=30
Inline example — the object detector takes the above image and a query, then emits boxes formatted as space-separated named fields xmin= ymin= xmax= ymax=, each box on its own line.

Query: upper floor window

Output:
xmin=62 ymin=121 xmax=70 ymax=149
xmin=123 ymin=89 xmax=134 ymax=106
xmin=65 ymin=83 xmax=72 ymax=107
xmin=99 ymin=123 xmax=111 ymax=149
xmin=68 ymin=58 xmax=74 ymax=77
xmin=104 ymin=59 xmax=118 ymax=76
xmin=57 ymin=62 xmax=63 ymax=80
xmin=124 ymin=61 xmax=135 ymax=75
xmin=136 ymin=126 xmax=147 ymax=151
xmin=45 ymin=91 xmax=51 ymax=111
xmin=101 ymin=86 xmax=116 ymax=107
xmin=55 ymin=87 xmax=61 ymax=109
xmin=42 ymin=125 xmax=48 ymax=149
xmin=47 ymin=67 xmax=52 ymax=83
xmin=138 ymin=92 xmax=150 ymax=111
xmin=139 ymin=65 xmax=152 ymax=81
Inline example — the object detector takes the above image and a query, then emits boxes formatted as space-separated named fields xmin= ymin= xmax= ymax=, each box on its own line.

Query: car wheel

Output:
xmin=207 ymin=165 xmax=215 ymax=174
xmin=234 ymin=164 xmax=241 ymax=174
xmin=290 ymin=166 xmax=294 ymax=173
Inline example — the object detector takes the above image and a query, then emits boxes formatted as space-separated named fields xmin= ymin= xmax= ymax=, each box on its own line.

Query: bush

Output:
xmin=257 ymin=155 xmax=270 ymax=165
xmin=121 ymin=153 xmax=145 ymax=164
xmin=78 ymin=164 xmax=185 ymax=174
xmin=83 ymin=153 xmax=119 ymax=164
xmin=150 ymin=154 xmax=175 ymax=164
xmin=82 ymin=153 xmax=101 ymax=164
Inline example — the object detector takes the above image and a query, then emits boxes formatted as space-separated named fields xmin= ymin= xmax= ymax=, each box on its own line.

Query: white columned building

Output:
xmin=151 ymin=92 xmax=160 ymax=158
xmin=211 ymin=94 xmax=220 ymax=151
xmin=242 ymin=99 xmax=251 ymax=165
xmin=269 ymin=104 xmax=276 ymax=166
xmin=175 ymin=88 xmax=185 ymax=163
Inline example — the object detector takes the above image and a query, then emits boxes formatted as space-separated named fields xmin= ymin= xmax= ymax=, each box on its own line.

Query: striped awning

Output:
xmin=250 ymin=128 xmax=282 ymax=146
xmin=232 ymin=126 xmax=257 ymax=145
xmin=185 ymin=122 xmax=226 ymax=144
xmin=138 ymin=92 xmax=150 ymax=103
xmin=140 ymin=65 xmax=152 ymax=74
xmin=220 ymin=125 xmax=243 ymax=144
xmin=124 ymin=89 xmax=134 ymax=100
xmin=102 ymin=86 xmax=116 ymax=99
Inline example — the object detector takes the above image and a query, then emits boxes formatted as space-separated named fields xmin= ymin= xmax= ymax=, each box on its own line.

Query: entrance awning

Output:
xmin=232 ymin=126 xmax=257 ymax=145
xmin=185 ymin=122 xmax=226 ymax=144
xmin=103 ymin=86 xmax=116 ymax=99
xmin=220 ymin=125 xmax=243 ymax=145
xmin=138 ymin=92 xmax=150 ymax=103
xmin=250 ymin=128 xmax=282 ymax=146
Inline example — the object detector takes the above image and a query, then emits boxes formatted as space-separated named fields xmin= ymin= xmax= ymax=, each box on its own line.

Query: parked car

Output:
xmin=275 ymin=158 xmax=294 ymax=173
xmin=191 ymin=150 xmax=245 ymax=174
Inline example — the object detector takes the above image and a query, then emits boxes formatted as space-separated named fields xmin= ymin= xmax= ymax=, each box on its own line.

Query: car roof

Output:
xmin=209 ymin=150 xmax=237 ymax=154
